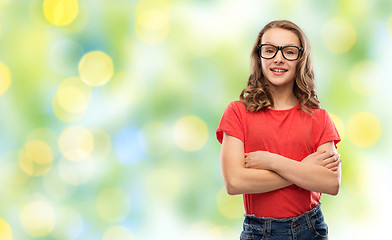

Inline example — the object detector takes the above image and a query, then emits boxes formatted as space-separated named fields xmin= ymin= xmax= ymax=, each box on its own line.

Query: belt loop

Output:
xmin=264 ymin=219 xmax=271 ymax=236
xmin=305 ymin=213 xmax=312 ymax=230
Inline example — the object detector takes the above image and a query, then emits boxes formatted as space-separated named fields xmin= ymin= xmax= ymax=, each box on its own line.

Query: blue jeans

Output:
xmin=240 ymin=204 xmax=328 ymax=240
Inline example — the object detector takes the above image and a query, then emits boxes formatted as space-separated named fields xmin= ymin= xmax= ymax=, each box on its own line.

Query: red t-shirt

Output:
xmin=216 ymin=101 xmax=341 ymax=218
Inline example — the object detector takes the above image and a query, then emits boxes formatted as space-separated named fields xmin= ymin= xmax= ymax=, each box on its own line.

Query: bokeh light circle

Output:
xmin=0 ymin=218 xmax=12 ymax=240
xmin=173 ymin=115 xmax=209 ymax=152
xmin=51 ymin=206 xmax=84 ymax=239
xmin=140 ymin=121 xmax=171 ymax=156
xmin=43 ymin=168 xmax=73 ymax=199
xmin=322 ymin=18 xmax=356 ymax=53
xmin=58 ymin=158 xmax=95 ymax=185
xmin=20 ymin=201 xmax=55 ymax=237
xmin=78 ymin=51 xmax=114 ymax=87
xmin=349 ymin=61 xmax=382 ymax=96
xmin=96 ymin=187 xmax=131 ymax=222
xmin=216 ymin=187 xmax=243 ymax=219
xmin=186 ymin=222 xmax=216 ymax=240
xmin=0 ymin=150 xmax=30 ymax=190
xmin=57 ymin=86 xmax=90 ymax=113
xmin=52 ymin=97 xmax=85 ymax=123
xmin=347 ymin=112 xmax=381 ymax=147
xmin=329 ymin=113 xmax=345 ymax=141
xmin=89 ymin=128 xmax=112 ymax=162
xmin=25 ymin=140 xmax=53 ymax=164
xmin=387 ymin=15 xmax=392 ymax=40
xmin=186 ymin=222 xmax=237 ymax=240
xmin=59 ymin=126 xmax=94 ymax=161
xmin=0 ymin=62 xmax=11 ymax=95
xmin=185 ymin=222 xmax=238 ymax=240
xmin=43 ymin=0 xmax=79 ymax=26
xmin=18 ymin=140 xmax=53 ymax=177
xmin=135 ymin=8 xmax=170 ymax=45
xmin=145 ymin=168 xmax=181 ymax=203
xmin=114 ymin=128 xmax=144 ymax=165
xmin=26 ymin=128 xmax=58 ymax=150
xmin=102 ymin=226 xmax=135 ymax=240
xmin=52 ymin=77 xmax=92 ymax=122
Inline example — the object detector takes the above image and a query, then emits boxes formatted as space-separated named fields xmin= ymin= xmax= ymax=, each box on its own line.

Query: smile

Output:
xmin=271 ymin=68 xmax=288 ymax=72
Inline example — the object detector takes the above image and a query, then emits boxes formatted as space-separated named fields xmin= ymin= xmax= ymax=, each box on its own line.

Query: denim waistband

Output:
xmin=243 ymin=204 xmax=324 ymax=235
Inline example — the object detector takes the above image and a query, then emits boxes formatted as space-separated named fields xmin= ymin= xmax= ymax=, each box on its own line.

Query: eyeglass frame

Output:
xmin=257 ymin=44 xmax=303 ymax=61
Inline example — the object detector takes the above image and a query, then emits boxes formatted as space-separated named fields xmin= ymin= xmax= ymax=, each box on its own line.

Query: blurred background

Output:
xmin=0 ymin=0 xmax=391 ymax=239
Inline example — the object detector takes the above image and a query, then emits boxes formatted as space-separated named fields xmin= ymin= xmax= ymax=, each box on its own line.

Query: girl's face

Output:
xmin=260 ymin=28 xmax=300 ymax=89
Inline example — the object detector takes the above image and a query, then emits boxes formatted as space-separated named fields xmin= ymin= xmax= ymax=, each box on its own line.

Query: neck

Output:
xmin=269 ymin=84 xmax=298 ymax=110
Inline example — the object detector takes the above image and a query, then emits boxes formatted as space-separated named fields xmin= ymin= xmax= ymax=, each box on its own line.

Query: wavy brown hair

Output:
xmin=240 ymin=20 xmax=320 ymax=113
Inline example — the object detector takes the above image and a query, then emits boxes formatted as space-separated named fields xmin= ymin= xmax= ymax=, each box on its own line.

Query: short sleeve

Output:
xmin=317 ymin=110 xmax=341 ymax=149
xmin=216 ymin=101 xmax=246 ymax=144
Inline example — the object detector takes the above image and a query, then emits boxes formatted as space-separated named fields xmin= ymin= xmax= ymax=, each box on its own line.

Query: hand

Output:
xmin=302 ymin=151 xmax=341 ymax=172
xmin=244 ymin=151 xmax=275 ymax=170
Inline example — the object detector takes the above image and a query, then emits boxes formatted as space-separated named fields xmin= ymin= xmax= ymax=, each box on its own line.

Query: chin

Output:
xmin=266 ymin=77 xmax=294 ymax=87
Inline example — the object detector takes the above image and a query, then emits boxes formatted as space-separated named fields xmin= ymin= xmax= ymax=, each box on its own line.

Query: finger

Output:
xmin=319 ymin=151 xmax=338 ymax=161
xmin=325 ymin=161 xmax=339 ymax=168
xmin=315 ymin=151 xmax=332 ymax=160
xmin=315 ymin=150 xmax=326 ymax=154
xmin=328 ymin=154 xmax=340 ymax=163
xmin=330 ymin=166 xmax=338 ymax=172
xmin=321 ymin=158 xmax=334 ymax=167
xmin=323 ymin=155 xmax=341 ymax=167
xmin=245 ymin=162 xmax=253 ymax=168
xmin=317 ymin=154 xmax=336 ymax=165
xmin=311 ymin=151 xmax=325 ymax=157
xmin=329 ymin=150 xmax=338 ymax=156
xmin=325 ymin=160 xmax=340 ymax=170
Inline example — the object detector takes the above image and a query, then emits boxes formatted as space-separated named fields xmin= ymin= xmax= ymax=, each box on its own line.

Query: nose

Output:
xmin=274 ymin=49 xmax=285 ymax=63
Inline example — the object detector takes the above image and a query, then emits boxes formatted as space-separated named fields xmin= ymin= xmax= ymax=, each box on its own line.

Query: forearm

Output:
xmin=220 ymin=133 xmax=293 ymax=195
xmin=223 ymin=167 xmax=292 ymax=195
xmin=270 ymin=154 xmax=340 ymax=195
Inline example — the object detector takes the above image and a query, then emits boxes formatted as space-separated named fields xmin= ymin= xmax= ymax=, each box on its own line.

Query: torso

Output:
xmin=233 ymin=101 xmax=326 ymax=218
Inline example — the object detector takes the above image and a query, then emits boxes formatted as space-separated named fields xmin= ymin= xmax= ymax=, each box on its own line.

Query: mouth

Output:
xmin=270 ymin=68 xmax=288 ymax=73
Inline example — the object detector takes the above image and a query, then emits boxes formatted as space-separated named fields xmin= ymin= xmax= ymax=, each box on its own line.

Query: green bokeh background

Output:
xmin=1 ymin=0 xmax=392 ymax=239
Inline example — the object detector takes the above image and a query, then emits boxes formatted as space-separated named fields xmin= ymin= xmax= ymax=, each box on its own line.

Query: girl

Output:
xmin=216 ymin=20 xmax=341 ymax=240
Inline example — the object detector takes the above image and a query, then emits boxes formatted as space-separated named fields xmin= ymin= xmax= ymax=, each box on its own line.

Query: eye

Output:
xmin=262 ymin=46 xmax=276 ymax=53
xmin=284 ymin=47 xmax=298 ymax=55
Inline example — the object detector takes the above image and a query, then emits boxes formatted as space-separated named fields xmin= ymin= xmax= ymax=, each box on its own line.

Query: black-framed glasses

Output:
xmin=257 ymin=44 xmax=303 ymax=61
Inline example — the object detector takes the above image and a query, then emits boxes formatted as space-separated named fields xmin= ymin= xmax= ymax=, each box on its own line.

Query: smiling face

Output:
xmin=260 ymin=28 xmax=301 ymax=89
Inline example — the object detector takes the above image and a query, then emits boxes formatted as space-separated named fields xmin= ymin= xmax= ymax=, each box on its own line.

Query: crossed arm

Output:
xmin=220 ymin=132 xmax=341 ymax=196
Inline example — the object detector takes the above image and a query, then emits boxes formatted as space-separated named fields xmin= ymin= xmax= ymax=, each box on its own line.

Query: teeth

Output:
xmin=271 ymin=69 xmax=287 ymax=72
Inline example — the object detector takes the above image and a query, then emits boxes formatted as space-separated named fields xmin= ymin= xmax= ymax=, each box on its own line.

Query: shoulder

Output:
xmin=229 ymin=100 xmax=247 ymax=111
xmin=309 ymin=107 xmax=335 ymax=126
xmin=310 ymin=107 xmax=327 ymax=118
xmin=224 ymin=100 xmax=248 ymax=115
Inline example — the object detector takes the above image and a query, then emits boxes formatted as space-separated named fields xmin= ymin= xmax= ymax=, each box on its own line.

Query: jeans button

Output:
xmin=293 ymin=222 xmax=301 ymax=228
